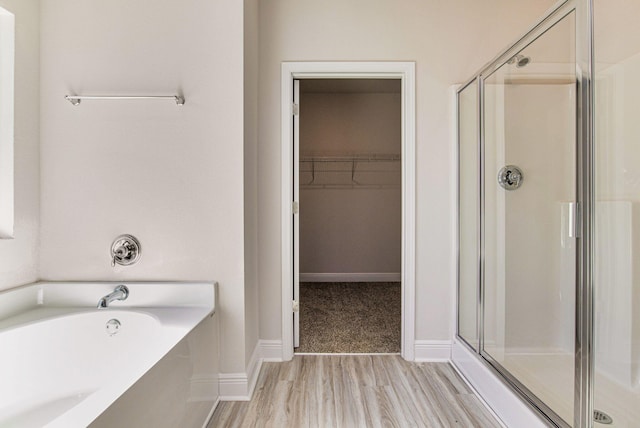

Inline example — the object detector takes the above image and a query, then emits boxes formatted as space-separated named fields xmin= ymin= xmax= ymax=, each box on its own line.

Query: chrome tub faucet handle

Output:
xmin=110 ymin=235 xmax=141 ymax=267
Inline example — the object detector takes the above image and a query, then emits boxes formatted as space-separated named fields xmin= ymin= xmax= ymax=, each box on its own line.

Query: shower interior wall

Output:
xmin=594 ymin=48 xmax=640 ymax=391
xmin=592 ymin=1 xmax=640 ymax=424
xmin=483 ymin=83 xmax=576 ymax=356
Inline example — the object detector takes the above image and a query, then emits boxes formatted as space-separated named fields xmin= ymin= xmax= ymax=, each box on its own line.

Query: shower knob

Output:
xmin=498 ymin=165 xmax=523 ymax=190
xmin=111 ymin=234 xmax=141 ymax=267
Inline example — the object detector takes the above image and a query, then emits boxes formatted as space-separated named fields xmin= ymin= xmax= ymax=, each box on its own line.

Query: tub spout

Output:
xmin=97 ymin=285 xmax=129 ymax=308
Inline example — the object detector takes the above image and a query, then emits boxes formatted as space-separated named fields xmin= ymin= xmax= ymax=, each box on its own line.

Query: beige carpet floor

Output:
xmin=297 ymin=282 xmax=401 ymax=353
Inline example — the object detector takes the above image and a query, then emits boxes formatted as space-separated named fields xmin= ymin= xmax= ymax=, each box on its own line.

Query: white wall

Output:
xmin=0 ymin=0 xmax=39 ymax=292
xmin=257 ymin=0 xmax=557 ymax=344
xmin=244 ymin=0 xmax=260 ymax=366
xmin=299 ymin=91 xmax=401 ymax=277
xmin=300 ymin=189 xmax=401 ymax=276
xmin=39 ymin=0 xmax=248 ymax=374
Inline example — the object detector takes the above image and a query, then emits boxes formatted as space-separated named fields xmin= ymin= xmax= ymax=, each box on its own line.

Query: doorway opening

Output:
xmin=281 ymin=62 xmax=416 ymax=361
xmin=295 ymin=78 xmax=402 ymax=354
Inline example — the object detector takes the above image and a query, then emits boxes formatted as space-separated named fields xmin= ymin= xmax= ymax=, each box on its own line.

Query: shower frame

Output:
xmin=455 ymin=0 xmax=594 ymax=427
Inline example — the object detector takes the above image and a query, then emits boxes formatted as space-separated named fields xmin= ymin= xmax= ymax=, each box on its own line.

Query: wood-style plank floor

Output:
xmin=208 ymin=355 xmax=502 ymax=427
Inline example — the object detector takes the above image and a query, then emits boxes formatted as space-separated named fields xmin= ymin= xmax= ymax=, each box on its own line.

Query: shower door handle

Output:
xmin=568 ymin=202 xmax=580 ymax=239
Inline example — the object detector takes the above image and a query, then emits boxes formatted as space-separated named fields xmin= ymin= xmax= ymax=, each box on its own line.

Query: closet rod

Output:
xmin=65 ymin=95 xmax=185 ymax=106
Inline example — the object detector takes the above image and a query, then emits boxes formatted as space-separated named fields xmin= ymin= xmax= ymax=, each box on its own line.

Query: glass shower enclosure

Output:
xmin=456 ymin=0 xmax=640 ymax=426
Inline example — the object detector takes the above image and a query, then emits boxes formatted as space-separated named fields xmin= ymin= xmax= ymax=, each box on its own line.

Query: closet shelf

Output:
xmin=300 ymin=154 xmax=400 ymax=163
xmin=300 ymin=154 xmax=401 ymax=188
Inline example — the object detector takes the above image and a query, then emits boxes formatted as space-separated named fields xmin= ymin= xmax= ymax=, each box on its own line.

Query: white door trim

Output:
xmin=292 ymin=79 xmax=300 ymax=348
xmin=280 ymin=61 xmax=416 ymax=361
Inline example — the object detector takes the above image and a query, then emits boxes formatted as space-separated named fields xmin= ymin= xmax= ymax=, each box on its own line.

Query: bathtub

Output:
xmin=0 ymin=281 xmax=217 ymax=428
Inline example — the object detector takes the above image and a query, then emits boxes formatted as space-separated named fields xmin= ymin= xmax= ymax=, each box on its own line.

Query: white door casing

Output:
xmin=281 ymin=62 xmax=416 ymax=361
xmin=293 ymin=79 xmax=300 ymax=348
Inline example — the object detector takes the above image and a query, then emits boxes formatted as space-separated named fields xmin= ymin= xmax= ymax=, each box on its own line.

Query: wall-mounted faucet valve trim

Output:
xmin=111 ymin=234 xmax=141 ymax=267
xmin=498 ymin=165 xmax=523 ymax=190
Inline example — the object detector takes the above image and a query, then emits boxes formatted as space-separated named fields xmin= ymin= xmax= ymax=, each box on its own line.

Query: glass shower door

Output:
xmin=482 ymin=11 xmax=577 ymax=426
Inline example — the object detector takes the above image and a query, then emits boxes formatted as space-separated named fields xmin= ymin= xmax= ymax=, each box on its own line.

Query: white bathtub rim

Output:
xmin=0 ymin=306 xmax=162 ymax=331
xmin=38 ymin=281 xmax=216 ymax=308
xmin=0 ymin=281 xmax=216 ymax=318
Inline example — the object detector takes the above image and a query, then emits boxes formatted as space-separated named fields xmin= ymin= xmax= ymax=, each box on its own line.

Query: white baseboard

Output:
xmin=219 ymin=340 xmax=262 ymax=401
xmin=414 ymin=340 xmax=452 ymax=362
xmin=218 ymin=372 xmax=250 ymax=401
xmin=260 ymin=339 xmax=284 ymax=362
xmin=299 ymin=273 xmax=401 ymax=282
xmin=246 ymin=340 xmax=262 ymax=399
xmin=219 ymin=340 xmax=282 ymax=401
xmin=451 ymin=339 xmax=547 ymax=427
